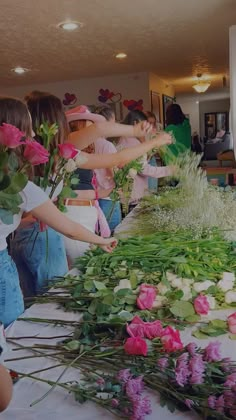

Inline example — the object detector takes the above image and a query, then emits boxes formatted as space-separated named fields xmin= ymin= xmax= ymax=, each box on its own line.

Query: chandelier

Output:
xmin=192 ymin=73 xmax=211 ymax=93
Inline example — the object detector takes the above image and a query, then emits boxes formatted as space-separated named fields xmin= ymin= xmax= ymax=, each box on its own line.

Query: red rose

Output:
xmin=0 ymin=123 xmax=25 ymax=148
xmin=194 ymin=295 xmax=210 ymax=315
xmin=126 ymin=316 xmax=163 ymax=340
xmin=124 ymin=337 xmax=148 ymax=356
xmin=58 ymin=143 xmax=78 ymax=159
xmin=161 ymin=326 xmax=183 ymax=352
xmin=23 ymin=140 xmax=49 ymax=165
xmin=137 ymin=284 xmax=157 ymax=310
xmin=228 ymin=312 xmax=236 ymax=334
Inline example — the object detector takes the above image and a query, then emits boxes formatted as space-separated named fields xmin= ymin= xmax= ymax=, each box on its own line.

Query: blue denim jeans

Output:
xmin=10 ymin=223 xmax=68 ymax=297
xmin=99 ymin=199 xmax=122 ymax=232
xmin=0 ymin=249 xmax=24 ymax=327
xmin=148 ymin=156 xmax=158 ymax=192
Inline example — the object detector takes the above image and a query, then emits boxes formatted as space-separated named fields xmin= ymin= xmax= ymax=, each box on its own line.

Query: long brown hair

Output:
xmin=0 ymin=96 xmax=32 ymax=136
xmin=26 ymin=92 xmax=69 ymax=150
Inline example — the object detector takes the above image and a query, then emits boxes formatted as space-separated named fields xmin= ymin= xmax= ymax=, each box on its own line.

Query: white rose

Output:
xmin=181 ymin=286 xmax=192 ymax=301
xmin=225 ymin=290 xmax=236 ymax=304
xmin=152 ymin=295 xmax=167 ymax=309
xmin=128 ymin=168 xmax=137 ymax=179
xmin=223 ymin=272 xmax=235 ymax=282
xmin=182 ymin=278 xmax=194 ymax=286
xmin=64 ymin=159 xmax=77 ymax=173
xmin=206 ymin=295 xmax=216 ymax=309
xmin=157 ymin=283 xmax=169 ymax=295
xmin=96 ymin=392 xmax=113 ymax=400
xmin=166 ymin=272 xmax=177 ymax=282
xmin=75 ymin=153 xmax=88 ymax=167
xmin=193 ymin=280 xmax=215 ymax=293
xmin=171 ymin=277 xmax=183 ymax=289
xmin=114 ymin=279 xmax=131 ymax=293
xmin=218 ymin=278 xmax=234 ymax=293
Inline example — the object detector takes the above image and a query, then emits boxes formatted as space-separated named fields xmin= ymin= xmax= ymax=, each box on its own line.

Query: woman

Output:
xmin=94 ymin=106 xmax=122 ymax=232
xmin=118 ymin=110 xmax=174 ymax=211
xmin=0 ymin=97 xmax=119 ymax=326
xmin=164 ymin=103 xmax=191 ymax=162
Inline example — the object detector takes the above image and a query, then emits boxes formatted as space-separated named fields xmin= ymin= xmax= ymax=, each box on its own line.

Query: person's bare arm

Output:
xmin=0 ymin=365 xmax=12 ymax=412
xmin=31 ymin=200 xmax=117 ymax=252
xmin=76 ymin=132 xmax=172 ymax=170
xmin=68 ymin=121 xmax=149 ymax=150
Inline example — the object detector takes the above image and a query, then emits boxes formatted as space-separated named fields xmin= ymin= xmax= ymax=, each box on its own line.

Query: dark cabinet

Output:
xmin=205 ymin=112 xmax=229 ymax=139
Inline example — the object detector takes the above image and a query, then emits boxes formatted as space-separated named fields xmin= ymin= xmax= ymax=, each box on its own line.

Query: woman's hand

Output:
xmin=133 ymin=121 xmax=152 ymax=138
xmin=153 ymin=132 xmax=173 ymax=148
xmin=98 ymin=237 xmax=118 ymax=253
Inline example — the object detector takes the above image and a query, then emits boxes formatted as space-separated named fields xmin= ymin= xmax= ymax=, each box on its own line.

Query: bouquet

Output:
xmin=0 ymin=123 xmax=49 ymax=224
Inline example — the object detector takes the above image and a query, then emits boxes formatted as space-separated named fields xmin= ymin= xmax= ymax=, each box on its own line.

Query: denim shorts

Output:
xmin=0 ymin=249 xmax=24 ymax=327
xmin=99 ymin=199 xmax=122 ymax=232
xmin=10 ymin=223 xmax=68 ymax=297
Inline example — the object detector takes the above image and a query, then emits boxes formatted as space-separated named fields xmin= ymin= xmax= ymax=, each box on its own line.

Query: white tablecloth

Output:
xmin=2 ymin=214 xmax=236 ymax=419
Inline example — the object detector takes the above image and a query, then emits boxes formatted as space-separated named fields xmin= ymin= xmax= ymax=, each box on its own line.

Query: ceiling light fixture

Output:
xmin=11 ymin=67 xmax=29 ymax=74
xmin=115 ymin=53 xmax=127 ymax=59
xmin=192 ymin=73 xmax=211 ymax=93
xmin=58 ymin=21 xmax=82 ymax=31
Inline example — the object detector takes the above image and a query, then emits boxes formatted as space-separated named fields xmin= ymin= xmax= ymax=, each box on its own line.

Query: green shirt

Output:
xmin=164 ymin=118 xmax=191 ymax=162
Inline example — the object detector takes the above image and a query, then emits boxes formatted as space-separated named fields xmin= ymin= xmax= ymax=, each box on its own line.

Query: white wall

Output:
xmin=176 ymin=95 xmax=200 ymax=134
xmin=0 ymin=72 xmax=150 ymax=120
xmin=149 ymin=73 xmax=175 ymax=123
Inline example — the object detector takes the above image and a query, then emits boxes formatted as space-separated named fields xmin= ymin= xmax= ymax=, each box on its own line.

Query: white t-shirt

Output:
xmin=0 ymin=181 xmax=49 ymax=251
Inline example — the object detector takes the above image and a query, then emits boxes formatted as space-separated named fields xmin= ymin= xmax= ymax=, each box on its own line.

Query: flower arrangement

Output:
xmin=0 ymin=123 xmax=49 ymax=224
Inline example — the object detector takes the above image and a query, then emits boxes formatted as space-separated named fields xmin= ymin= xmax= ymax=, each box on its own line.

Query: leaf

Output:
xmin=172 ymin=256 xmax=187 ymax=264
xmin=88 ymin=300 xmax=97 ymax=315
xmin=209 ymin=319 xmax=227 ymax=330
xmin=200 ymin=326 xmax=226 ymax=337
xmin=0 ymin=152 xmax=8 ymax=169
xmin=64 ymin=340 xmax=80 ymax=351
xmin=129 ymin=271 xmax=138 ymax=289
xmin=59 ymin=186 xmax=73 ymax=198
xmin=0 ymin=175 xmax=11 ymax=191
xmin=118 ymin=310 xmax=133 ymax=321
xmin=170 ymin=301 xmax=195 ymax=319
xmin=93 ymin=280 xmax=107 ymax=291
xmin=115 ymin=289 xmax=132 ymax=297
xmin=192 ymin=330 xmax=209 ymax=339
xmin=70 ymin=177 xmax=79 ymax=185
xmin=185 ymin=314 xmax=201 ymax=323
xmin=8 ymin=152 xmax=19 ymax=171
xmin=102 ymin=294 xmax=114 ymax=305
xmin=84 ymin=280 xmax=94 ymax=292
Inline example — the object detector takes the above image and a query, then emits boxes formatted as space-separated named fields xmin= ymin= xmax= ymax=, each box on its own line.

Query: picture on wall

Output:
xmin=162 ymin=94 xmax=175 ymax=127
xmin=150 ymin=91 xmax=161 ymax=123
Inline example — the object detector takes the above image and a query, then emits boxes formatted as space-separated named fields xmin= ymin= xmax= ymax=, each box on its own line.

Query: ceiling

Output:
xmin=0 ymin=0 xmax=235 ymax=93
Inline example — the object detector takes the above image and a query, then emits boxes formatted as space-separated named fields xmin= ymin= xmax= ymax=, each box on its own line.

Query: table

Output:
xmin=2 ymin=219 xmax=236 ymax=419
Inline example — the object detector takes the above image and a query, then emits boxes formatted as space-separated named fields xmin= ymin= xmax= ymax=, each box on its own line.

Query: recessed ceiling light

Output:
xmin=115 ymin=53 xmax=127 ymax=59
xmin=58 ymin=21 xmax=82 ymax=31
xmin=11 ymin=67 xmax=29 ymax=74
xmin=196 ymin=101 xmax=199 ymax=104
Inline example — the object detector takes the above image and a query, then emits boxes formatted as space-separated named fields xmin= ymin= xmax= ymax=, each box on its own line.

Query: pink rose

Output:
xmin=194 ymin=295 xmax=210 ymax=315
xmin=58 ymin=143 xmax=78 ymax=159
xmin=227 ymin=312 xmax=236 ymax=334
xmin=127 ymin=316 xmax=163 ymax=340
xmin=161 ymin=326 xmax=183 ymax=352
xmin=23 ymin=140 xmax=49 ymax=166
xmin=124 ymin=337 xmax=148 ymax=356
xmin=137 ymin=284 xmax=157 ymax=310
xmin=0 ymin=123 xmax=25 ymax=149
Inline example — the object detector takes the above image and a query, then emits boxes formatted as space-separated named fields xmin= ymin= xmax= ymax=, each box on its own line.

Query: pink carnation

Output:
xmin=23 ymin=140 xmax=49 ymax=165
xmin=189 ymin=354 xmax=205 ymax=385
xmin=157 ymin=357 xmax=169 ymax=371
xmin=124 ymin=337 xmax=148 ymax=357
xmin=228 ymin=312 xmax=236 ymax=334
xmin=58 ymin=143 xmax=78 ymax=159
xmin=204 ymin=341 xmax=222 ymax=363
xmin=137 ymin=284 xmax=157 ymax=310
xmin=0 ymin=123 xmax=25 ymax=148
xmin=161 ymin=326 xmax=183 ymax=353
xmin=126 ymin=315 xmax=162 ymax=340
xmin=194 ymin=295 xmax=210 ymax=315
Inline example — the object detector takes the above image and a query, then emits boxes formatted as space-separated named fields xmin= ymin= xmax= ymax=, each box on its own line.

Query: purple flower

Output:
xmin=126 ymin=376 xmax=144 ymax=399
xmin=215 ymin=395 xmax=225 ymax=414
xmin=189 ymin=354 xmax=205 ymax=385
xmin=208 ymin=396 xmax=216 ymax=409
xmin=157 ymin=357 xmax=169 ymax=371
xmin=204 ymin=341 xmax=222 ymax=363
xmin=185 ymin=399 xmax=194 ymax=409
xmin=225 ymin=373 xmax=236 ymax=387
xmin=186 ymin=343 xmax=197 ymax=356
xmin=175 ymin=353 xmax=190 ymax=387
xmin=111 ymin=398 xmax=119 ymax=408
xmin=131 ymin=395 xmax=152 ymax=420
xmin=223 ymin=390 xmax=235 ymax=407
xmin=117 ymin=369 xmax=132 ymax=384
